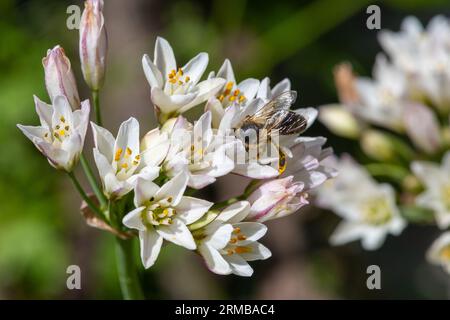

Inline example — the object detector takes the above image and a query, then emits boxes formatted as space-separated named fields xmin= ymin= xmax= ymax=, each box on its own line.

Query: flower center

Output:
xmin=222 ymin=227 xmax=252 ymax=256
xmin=439 ymin=245 xmax=450 ymax=261
xmin=142 ymin=197 xmax=175 ymax=226
xmin=360 ymin=197 xmax=392 ymax=225
xmin=167 ymin=68 xmax=191 ymax=95
xmin=45 ymin=116 xmax=71 ymax=146
xmin=113 ymin=146 xmax=140 ymax=178
xmin=218 ymin=81 xmax=246 ymax=107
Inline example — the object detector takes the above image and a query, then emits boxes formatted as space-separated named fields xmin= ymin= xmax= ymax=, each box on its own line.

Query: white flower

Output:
xmin=123 ymin=173 xmax=212 ymax=269
xmin=142 ymin=37 xmax=225 ymax=119
xmin=17 ymin=95 xmax=89 ymax=172
xmin=205 ymin=59 xmax=259 ymax=128
xmin=246 ymin=176 xmax=308 ymax=223
xmin=196 ymin=201 xmax=271 ymax=277
xmin=379 ymin=16 xmax=450 ymax=111
xmin=42 ymin=46 xmax=80 ymax=109
xmin=318 ymin=104 xmax=361 ymax=139
xmin=91 ymin=117 xmax=160 ymax=199
xmin=164 ymin=112 xmax=236 ymax=189
xmin=426 ymin=231 xmax=450 ymax=274
xmin=316 ymin=156 xmax=406 ymax=250
xmin=411 ymin=152 xmax=450 ymax=229
xmin=353 ymin=54 xmax=407 ymax=131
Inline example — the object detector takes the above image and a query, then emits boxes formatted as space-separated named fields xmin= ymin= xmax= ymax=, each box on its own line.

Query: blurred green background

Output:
xmin=1 ymin=0 xmax=450 ymax=299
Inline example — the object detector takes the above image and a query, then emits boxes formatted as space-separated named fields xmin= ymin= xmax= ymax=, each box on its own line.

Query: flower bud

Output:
xmin=319 ymin=104 xmax=361 ymax=139
xmin=79 ymin=0 xmax=107 ymax=90
xmin=42 ymin=45 xmax=80 ymax=109
xmin=246 ymin=176 xmax=308 ymax=223
xmin=361 ymin=130 xmax=396 ymax=162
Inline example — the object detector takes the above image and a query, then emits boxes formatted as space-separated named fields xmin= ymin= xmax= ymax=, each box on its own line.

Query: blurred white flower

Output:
xmin=206 ymin=59 xmax=259 ymax=128
xmin=42 ymin=46 xmax=80 ymax=109
xmin=379 ymin=15 xmax=450 ymax=111
xmin=319 ymin=104 xmax=361 ymax=139
xmin=353 ymin=54 xmax=407 ymax=131
xmin=79 ymin=0 xmax=107 ymax=91
xmin=196 ymin=201 xmax=271 ymax=277
xmin=17 ymin=95 xmax=89 ymax=172
xmin=123 ymin=173 xmax=212 ymax=268
xmin=411 ymin=152 xmax=450 ymax=229
xmin=142 ymin=37 xmax=225 ymax=119
xmin=164 ymin=112 xmax=236 ymax=189
xmin=91 ymin=117 xmax=160 ymax=199
xmin=426 ymin=231 xmax=450 ymax=274
xmin=316 ymin=156 xmax=406 ymax=250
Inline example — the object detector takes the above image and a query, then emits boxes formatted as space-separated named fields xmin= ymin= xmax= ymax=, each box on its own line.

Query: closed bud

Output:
xmin=42 ymin=45 xmax=80 ymax=109
xmin=79 ymin=0 xmax=107 ymax=90
xmin=361 ymin=130 xmax=397 ymax=162
xmin=319 ymin=104 xmax=361 ymax=139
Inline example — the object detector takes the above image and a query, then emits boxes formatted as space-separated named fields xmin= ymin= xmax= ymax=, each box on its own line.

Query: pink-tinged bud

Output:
xmin=79 ymin=0 xmax=107 ymax=90
xmin=403 ymin=102 xmax=441 ymax=154
xmin=246 ymin=176 xmax=308 ymax=223
xmin=42 ymin=46 xmax=80 ymax=109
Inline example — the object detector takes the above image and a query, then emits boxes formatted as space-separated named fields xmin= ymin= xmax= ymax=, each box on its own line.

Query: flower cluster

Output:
xmin=17 ymin=0 xmax=335 ymax=280
xmin=318 ymin=15 xmax=450 ymax=274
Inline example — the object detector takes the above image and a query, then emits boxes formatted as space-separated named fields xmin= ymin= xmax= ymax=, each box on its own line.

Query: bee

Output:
xmin=236 ymin=90 xmax=308 ymax=174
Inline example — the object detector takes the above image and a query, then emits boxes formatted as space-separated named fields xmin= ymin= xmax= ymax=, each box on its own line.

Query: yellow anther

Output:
xmin=185 ymin=76 xmax=190 ymax=82
xmin=233 ymin=227 xmax=241 ymax=234
xmin=55 ymin=125 xmax=60 ymax=130
xmin=135 ymin=155 xmax=141 ymax=160
xmin=168 ymin=73 xmax=174 ymax=79
xmin=239 ymin=95 xmax=246 ymax=103
xmin=229 ymin=238 xmax=237 ymax=244
xmin=190 ymin=144 xmax=195 ymax=151
xmin=225 ymin=82 xmax=234 ymax=90
xmin=237 ymin=235 xmax=247 ymax=241
xmin=114 ymin=148 xmax=123 ymax=161
xmin=229 ymin=96 xmax=236 ymax=102
xmin=178 ymin=68 xmax=183 ymax=76
xmin=227 ymin=249 xmax=234 ymax=256
xmin=169 ymin=78 xmax=177 ymax=84
xmin=235 ymin=246 xmax=251 ymax=254
xmin=218 ymin=95 xmax=225 ymax=102
xmin=60 ymin=116 xmax=66 ymax=123
xmin=178 ymin=80 xmax=183 ymax=85
xmin=64 ymin=125 xmax=69 ymax=131
xmin=233 ymin=89 xmax=240 ymax=96
xmin=54 ymin=132 xmax=59 ymax=138
xmin=126 ymin=147 xmax=132 ymax=156
xmin=168 ymin=196 xmax=173 ymax=203
xmin=163 ymin=208 xmax=169 ymax=216
xmin=58 ymin=130 xmax=65 ymax=136
xmin=133 ymin=160 xmax=139 ymax=165
xmin=121 ymin=163 xmax=128 ymax=169
xmin=278 ymin=151 xmax=286 ymax=174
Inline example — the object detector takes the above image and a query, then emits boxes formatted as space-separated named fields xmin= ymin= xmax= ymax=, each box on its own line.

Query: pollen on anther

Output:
xmin=237 ymin=235 xmax=247 ymax=241
xmin=121 ymin=163 xmax=128 ymax=169
xmin=114 ymin=148 xmax=123 ymax=161
xmin=60 ymin=116 xmax=66 ymax=123
xmin=233 ymin=227 xmax=241 ymax=234
xmin=126 ymin=147 xmax=132 ymax=156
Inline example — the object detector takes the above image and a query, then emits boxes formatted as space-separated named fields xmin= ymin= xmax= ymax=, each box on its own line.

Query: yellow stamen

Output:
xmin=229 ymin=238 xmax=237 ymax=244
xmin=233 ymin=227 xmax=241 ymax=234
xmin=227 ymin=249 xmax=234 ymax=255
xmin=121 ymin=163 xmax=128 ymax=169
xmin=58 ymin=130 xmax=65 ymax=136
xmin=239 ymin=95 xmax=246 ymax=103
xmin=185 ymin=76 xmax=190 ymax=82
xmin=126 ymin=147 xmax=132 ymax=156
xmin=64 ymin=125 xmax=69 ymax=131
xmin=218 ymin=95 xmax=225 ymax=102
xmin=225 ymin=82 xmax=233 ymax=90
xmin=229 ymin=96 xmax=236 ymax=102
xmin=233 ymin=89 xmax=240 ymax=96
xmin=60 ymin=116 xmax=66 ymax=123
xmin=115 ymin=148 xmax=123 ymax=161
xmin=237 ymin=235 xmax=247 ymax=241
xmin=234 ymin=246 xmax=251 ymax=254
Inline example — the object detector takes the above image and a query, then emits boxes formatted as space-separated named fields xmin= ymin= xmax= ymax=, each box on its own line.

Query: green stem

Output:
xmin=115 ymin=237 xmax=144 ymax=300
xmin=92 ymin=90 xmax=102 ymax=126
xmin=80 ymin=154 xmax=107 ymax=209
xmin=67 ymin=171 xmax=103 ymax=218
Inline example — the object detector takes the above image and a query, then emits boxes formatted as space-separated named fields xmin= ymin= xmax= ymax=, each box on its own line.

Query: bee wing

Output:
xmin=246 ymin=91 xmax=297 ymax=125
xmin=264 ymin=109 xmax=307 ymax=135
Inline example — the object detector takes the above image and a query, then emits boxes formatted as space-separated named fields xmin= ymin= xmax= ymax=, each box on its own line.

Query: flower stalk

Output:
xmin=68 ymin=171 xmax=103 ymax=218
xmin=115 ymin=237 xmax=144 ymax=300
xmin=92 ymin=90 xmax=102 ymax=126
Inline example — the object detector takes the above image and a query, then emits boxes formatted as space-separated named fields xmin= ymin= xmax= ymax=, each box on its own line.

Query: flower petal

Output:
xmin=157 ymin=219 xmax=196 ymax=249
xmin=134 ymin=178 xmax=160 ymax=207
xmin=216 ymin=59 xmax=236 ymax=83
xmin=34 ymin=95 xmax=53 ymax=128
xmin=177 ymin=78 xmax=226 ymax=114
xmin=199 ymin=244 xmax=232 ymax=275
xmin=175 ymin=196 xmax=213 ymax=225
xmin=122 ymin=206 xmax=145 ymax=231
xmin=182 ymin=52 xmax=208 ymax=85
xmin=224 ymin=254 xmax=253 ymax=277
xmin=114 ymin=117 xmax=140 ymax=160
xmin=155 ymin=172 xmax=188 ymax=205
xmin=91 ymin=121 xmax=115 ymax=162
xmin=216 ymin=201 xmax=250 ymax=224
xmin=154 ymin=37 xmax=176 ymax=80
xmin=142 ymin=54 xmax=164 ymax=88
xmin=238 ymin=242 xmax=272 ymax=261
xmin=151 ymin=87 xmax=197 ymax=114
xmin=139 ymin=229 xmax=163 ymax=269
